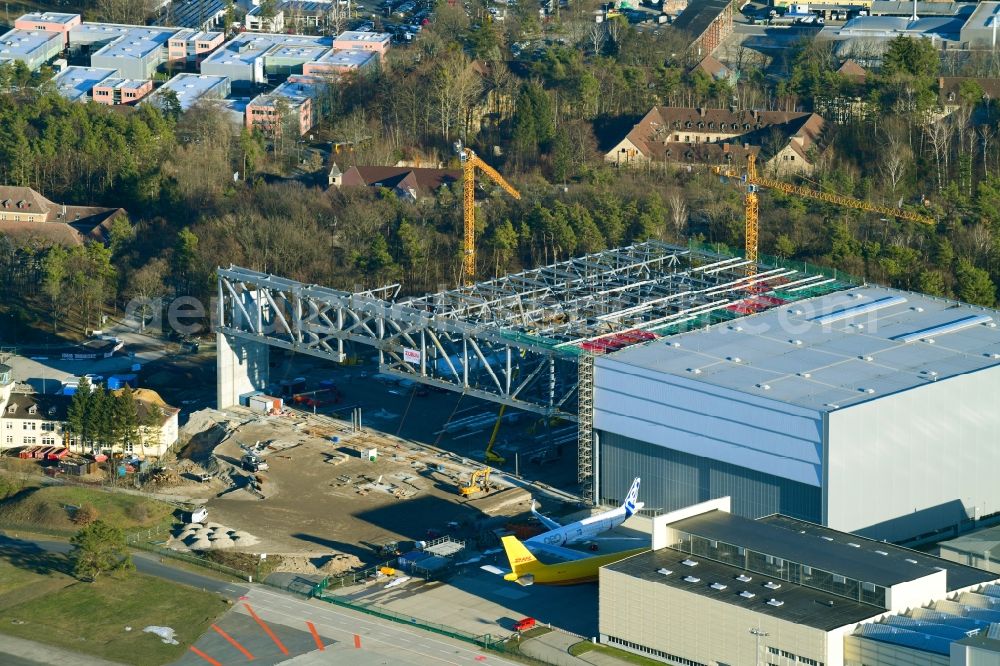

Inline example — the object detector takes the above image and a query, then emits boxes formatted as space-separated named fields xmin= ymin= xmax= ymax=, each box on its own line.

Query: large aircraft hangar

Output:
xmin=216 ymin=240 xmax=1000 ymax=544
xmin=594 ymin=285 xmax=1000 ymax=543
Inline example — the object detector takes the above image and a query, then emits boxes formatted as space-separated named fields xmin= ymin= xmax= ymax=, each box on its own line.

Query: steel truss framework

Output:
xmin=217 ymin=241 xmax=843 ymax=419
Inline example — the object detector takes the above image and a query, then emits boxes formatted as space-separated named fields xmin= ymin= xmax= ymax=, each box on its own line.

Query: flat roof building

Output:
xmin=246 ymin=75 xmax=321 ymax=137
xmin=303 ymin=48 xmax=379 ymax=76
xmin=147 ymin=72 xmax=231 ymax=112
xmin=13 ymin=12 xmax=81 ymax=46
xmin=595 ymin=284 xmax=1000 ymax=542
xmin=331 ymin=31 xmax=391 ymax=61
xmin=599 ymin=499 xmax=999 ymax=666
xmin=167 ymin=29 xmax=225 ymax=67
xmin=90 ymin=26 xmax=175 ymax=80
xmin=937 ymin=524 xmax=1000 ymax=576
xmin=51 ymin=66 xmax=119 ymax=101
xmin=92 ymin=77 xmax=154 ymax=105
xmin=200 ymin=32 xmax=331 ymax=88
xmin=0 ymin=29 xmax=65 ymax=71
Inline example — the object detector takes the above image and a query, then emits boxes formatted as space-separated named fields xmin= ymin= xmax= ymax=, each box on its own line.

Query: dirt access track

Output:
xmin=185 ymin=407 xmax=535 ymax=563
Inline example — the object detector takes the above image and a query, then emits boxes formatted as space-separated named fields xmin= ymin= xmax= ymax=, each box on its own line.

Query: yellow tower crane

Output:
xmin=715 ymin=154 xmax=936 ymax=278
xmin=459 ymin=147 xmax=521 ymax=284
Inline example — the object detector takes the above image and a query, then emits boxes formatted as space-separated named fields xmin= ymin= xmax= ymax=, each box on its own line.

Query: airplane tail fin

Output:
xmin=623 ymin=477 xmax=641 ymax=517
xmin=501 ymin=535 xmax=542 ymax=582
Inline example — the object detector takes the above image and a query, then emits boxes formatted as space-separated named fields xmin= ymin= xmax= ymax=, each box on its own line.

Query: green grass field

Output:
xmin=0 ymin=556 xmax=75 ymax=611
xmin=568 ymin=640 xmax=665 ymax=665
xmin=0 ymin=573 xmax=230 ymax=665
xmin=0 ymin=482 xmax=175 ymax=532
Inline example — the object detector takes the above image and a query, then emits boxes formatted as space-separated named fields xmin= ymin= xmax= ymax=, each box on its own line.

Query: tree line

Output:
xmin=65 ymin=378 xmax=164 ymax=457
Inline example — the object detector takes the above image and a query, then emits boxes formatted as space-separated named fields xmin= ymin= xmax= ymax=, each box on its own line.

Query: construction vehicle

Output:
xmin=456 ymin=143 xmax=521 ymax=284
xmin=714 ymin=154 xmax=935 ymax=277
xmin=459 ymin=467 xmax=493 ymax=497
xmin=484 ymin=405 xmax=507 ymax=465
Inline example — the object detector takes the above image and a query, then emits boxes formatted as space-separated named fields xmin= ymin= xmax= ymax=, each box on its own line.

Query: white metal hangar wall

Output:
xmin=593 ymin=285 xmax=1000 ymax=543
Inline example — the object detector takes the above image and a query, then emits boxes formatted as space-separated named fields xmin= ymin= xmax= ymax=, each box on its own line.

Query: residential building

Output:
xmin=92 ymin=77 xmax=154 ymax=105
xmin=938 ymin=76 xmax=1000 ymax=118
xmin=246 ymin=76 xmax=322 ymax=137
xmin=331 ymin=31 xmax=391 ymax=62
xmin=51 ymin=66 xmax=119 ymax=102
xmin=330 ymin=164 xmax=461 ymax=201
xmin=167 ymin=29 xmax=225 ymax=68
xmin=302 ymin=48 xmax=379 ymax=76
xmin=603 ymin=106 xmax=827 ymax=176
xmin=0 ymin=384 xmax=179 ymax=458
xmin=13 ymin=12 xmax=81 ymax=47
xmin=599 ymin=498 xmax=999 ymax=666
xmin=147 ymin=73 xmax=231 ymax=112
xmin=0 ymin=185 xmax=126 ymax=246
xmin=0 ymin=29 xmax=65 ymax=71
xmin=200 ymin=32 xmax=331 ymax=89
xmin=690 ymin=54 xmax=731 ymax=80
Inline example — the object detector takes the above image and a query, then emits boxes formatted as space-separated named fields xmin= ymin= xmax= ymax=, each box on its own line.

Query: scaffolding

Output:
xmin=577 ymin=352 xmax=596 ymax=503
xmin=217 ymin=240 xmax=853 ymax=420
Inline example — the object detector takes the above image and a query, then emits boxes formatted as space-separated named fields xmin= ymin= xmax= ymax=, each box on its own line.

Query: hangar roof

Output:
xmin=605 ymin=285 xmax=1000 ymax=411
xmin=671 ymin=511 xmax=995 ymax=590
xmin=606 ymin=547 xmax=884 ymax=631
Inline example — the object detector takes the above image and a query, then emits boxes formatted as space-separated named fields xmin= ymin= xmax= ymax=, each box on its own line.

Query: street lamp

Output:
xmin=749 ymin=625 xmax=770 ymax=666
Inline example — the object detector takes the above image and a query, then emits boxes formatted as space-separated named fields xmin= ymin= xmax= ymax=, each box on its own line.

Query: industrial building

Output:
xmin=595 ymin=284 xmax=1000 ymax=542
xmin=51 ymin=66 xmax=119 ymax=102
xmin=199 ymin=32 xmax=332 ymax=89
xmin=0 ymin=29 xmax=65 ymax=71
xmin=147 ymin=73 xmax=231 ymax=112
xmin=89 ymin=26 xmax=176 ymax=80
xmin=960 ymin=2 xmax=1000 ymax=48
xmin=599 ymin=498 xmax=999 ymax=666
xmin=302 ymin=48 xmax=379 ymax=76
xmin=245 ymin=75 xmax=322 ymax=137
xmin=13 ymin=11 xmax=80 ymax=46
xmin=92 ymin=77 xmax=154 ymax=105
xmin=215 ymin=240 xmax=1000 ymax=544
xmin=937 ymin=524 xmax=1000 ymax=576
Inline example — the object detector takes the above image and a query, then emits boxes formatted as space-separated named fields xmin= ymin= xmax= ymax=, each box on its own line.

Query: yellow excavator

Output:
xmin=459 ymin=467 xmax=493 ymax=497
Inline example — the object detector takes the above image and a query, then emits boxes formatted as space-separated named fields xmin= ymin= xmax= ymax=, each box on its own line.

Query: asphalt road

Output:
xmin=0 ymin=533 xmax=248 ymax=599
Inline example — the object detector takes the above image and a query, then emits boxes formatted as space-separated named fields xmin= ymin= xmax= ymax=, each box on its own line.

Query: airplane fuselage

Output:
xmin=529 ymin=507 xmax=627 ymax=547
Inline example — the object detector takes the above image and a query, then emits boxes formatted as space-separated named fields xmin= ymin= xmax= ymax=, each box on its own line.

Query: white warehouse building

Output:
xmin=594 ymin=285 xmax=1000 ymax=543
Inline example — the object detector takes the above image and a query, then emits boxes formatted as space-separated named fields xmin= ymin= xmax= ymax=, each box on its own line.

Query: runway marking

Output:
xmin=307 ymin=621 xmax=325 ymax=651
xmin=243 ymin=603 xmax=289 ymax=655
xmin=211 ymin=624 xmax=255 ymax=660
xmin=243 ymin=588 xmax=519 ymax=665
xmin=188 ymin=646 xmax=223 ymax=666
xmin=354 ymin=633 xmax=362 ymax=648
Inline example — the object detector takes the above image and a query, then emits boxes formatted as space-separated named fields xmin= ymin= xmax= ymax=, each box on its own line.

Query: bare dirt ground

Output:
xmin=158 ymin=407 xmax=541 ymax=570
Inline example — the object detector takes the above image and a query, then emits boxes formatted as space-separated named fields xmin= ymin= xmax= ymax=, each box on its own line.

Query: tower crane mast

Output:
xmin=458 ymin=147 xmax=521 ymax=285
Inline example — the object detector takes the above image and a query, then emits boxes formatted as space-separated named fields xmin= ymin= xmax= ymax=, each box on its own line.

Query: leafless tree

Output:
xmin=667 ymin=192 xmax=688 ymax=236
xmin=979 ymin=124 xmax=996 ymax=180
xmin=432 ymin=52 xmax=481 ymax=142
xmin=879 ymin=129 xmax=910 ymax=198
xmin=924 ymin=119 xmax=952 ymax=193
xmin=588 ymin=23 xmax=606 ymax=56
xmin=96 ymin=0 xmax=155 ymax=24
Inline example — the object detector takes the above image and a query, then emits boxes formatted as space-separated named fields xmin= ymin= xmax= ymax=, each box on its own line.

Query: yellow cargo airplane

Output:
xmin=499 ymin=535 xmax=646 ymax=586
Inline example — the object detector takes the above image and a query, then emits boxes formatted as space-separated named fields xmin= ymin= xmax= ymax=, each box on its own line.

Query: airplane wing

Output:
xmin=522 ymin=541 xmax=590 ymax=562
xmin=531 ymin=500 xmax=563 ymax=531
